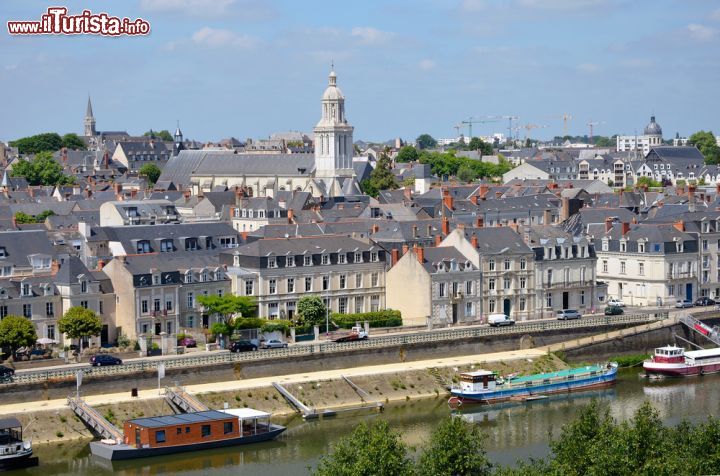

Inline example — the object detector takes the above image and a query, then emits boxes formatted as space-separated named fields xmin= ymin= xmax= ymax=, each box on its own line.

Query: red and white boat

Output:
xmin=643 ymin=345 xmax=720 ymax=377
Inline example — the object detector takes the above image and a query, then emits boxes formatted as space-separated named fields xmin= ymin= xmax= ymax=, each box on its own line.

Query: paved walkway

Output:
xmin=0 ymin=348 xmax=548 ymax=416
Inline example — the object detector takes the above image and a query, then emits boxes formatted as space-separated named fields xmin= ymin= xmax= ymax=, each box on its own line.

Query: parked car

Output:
xmin=488 ymin=314 xmax=515 ymax=327
xmin=606 ymin=298 xmax=625 ymax=307
xmin=90 ymin=354 xmax=123 ymax=366
xmin=0 ymin=365 xmax=14 ymax=378
xmin=675 ymin=299 xmax=694 ymax=309
xmin=261 ymin=339 xmax=288 ymax=349
xmin=557 ymin=309 xmax=582 ymax=320
xmin=604 ymin=305 xmax=624 ymax=316
xmin=179 ymin=337 xmax=197 ymax=348
xmin=230 ymin=340 xmax=257 ymax=352
xmin=694 ymin=297 xmax=716 ymax=307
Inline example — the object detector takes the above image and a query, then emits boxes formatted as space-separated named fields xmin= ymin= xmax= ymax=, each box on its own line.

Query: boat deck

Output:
xmin=508 ymin=364 xmax=606 ymax=384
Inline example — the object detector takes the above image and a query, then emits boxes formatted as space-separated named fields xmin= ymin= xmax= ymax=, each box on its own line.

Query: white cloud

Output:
xmin=351 ymin=27 xmax=396 ymax=45
xmin=687 ymin=23 xmax=718 ymax=42
xmin=419 ymin=59 xmax=436 ymax=70
xmin=140 ymin=0 xmax=236 ymax=16
xmin=577 ymin=63 xmax=600 ymax=73
xmin=460 ymin=0 xmax=487 ymax=12
xmin=711 ymin=8 xmax=720 ymax=21
xmin=191 ymin=27 xmax=257 ymax=49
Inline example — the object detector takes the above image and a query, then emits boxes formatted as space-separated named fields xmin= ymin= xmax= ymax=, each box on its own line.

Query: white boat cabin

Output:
xmin=458 ymin=370 xmax=497 ymax=393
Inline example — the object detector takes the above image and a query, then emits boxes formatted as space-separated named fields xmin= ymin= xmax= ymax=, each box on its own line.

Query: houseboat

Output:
xmin=643 ymin=345 xmax=720 ymax=377
xmin=448 ymin=362 xmax=618 ymax=406
xmin=0 ymin=417 xmax=37 ymax=470
xmin=90 ymin=409 xmax=285 ymax=461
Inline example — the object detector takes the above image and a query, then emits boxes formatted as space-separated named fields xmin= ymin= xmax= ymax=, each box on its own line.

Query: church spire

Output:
xmin=86 ymin=96 xmax=94 ymax=118
xmin=84 ymin=96 xmax=96 ymax=137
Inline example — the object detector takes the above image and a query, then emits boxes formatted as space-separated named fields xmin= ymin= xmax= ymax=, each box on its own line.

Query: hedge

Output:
xmin=331 ymin=310 xmax=402 ymax=329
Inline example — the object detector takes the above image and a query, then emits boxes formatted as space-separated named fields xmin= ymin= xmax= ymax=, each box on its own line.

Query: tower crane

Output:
xmin=587 ymin=120 xmax=606 ymax=145
xmin=461 ymin=116 xmax=501 ymax=138
xmin=562 ymin=113 xmax=572 ymax=137
xmin=514 ymin=124 xmax=549 ymax=142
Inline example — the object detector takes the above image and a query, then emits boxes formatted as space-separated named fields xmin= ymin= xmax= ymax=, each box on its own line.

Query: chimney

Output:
xmin=621 ymin=222 xmax=630 ymax=235
xmin=495 ymin=191 xmax=502 ymax=199
xmin=470 ymin=194 xmax=478 ymax=205
xmin=442 ymin=216 xmax=450 ymax=235
xmin=605 ymin=217 xmax=613 ymax=233
xmin=658 ymin=201 xmax=664 ymax=208
xmin=674 ymin=220 xmax=685 ymax=232
xmin=372 ymin=223 xmax=380 ymax=234
xmin=415 ymin=245 xmax=425 ymax=264
xmin=435 ymin=234 xmax=442 ymax=246
xmin=97 ymin=259 xmax=105 ymax=270
xmin=561 ymin=197 xmax=570 ymax=221
xmin=509 ymin=223 xmax=519 ymax=234
xmin=391 ymin=248 xmax=400 ymax=266
xmin=130 ymin=189 xmax=137 ymax=199
xmin=475 ymin=217 xmax=484 ymax=228
xmin=631 ymin=216 xmax=637 ymax=224
xmin=402 ymin=243 xmax=410 ymax=255
xmin=288 ymin=209 xmax=294 ymax=224
xmin=114 ymin=183 xmax=122 ymax=194
xmin=471 ymin=232 xmax=478 ymax=249
xmin=442 ymin=189 xmax=454 ymax=211
xmin=479 ymin=184 xmax=489 ymax=198
xmin=61 ymin=148 xmax=68 ymax=164
xmin=716 ymin=183 xmax=720 ymax=196
xmin=543 ymin=209 xmax=552 ymax=225
xmin=403 ymin=188 xmax=412 ymax=201
xmin=51 ymin=259 xmax=60 ymax=275
xmin=412 ymin=225 xmax=418 ymax=238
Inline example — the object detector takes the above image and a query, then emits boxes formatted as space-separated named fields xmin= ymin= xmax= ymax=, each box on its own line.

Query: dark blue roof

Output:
xmin=128 ymin=410 xmax=232 ymax=428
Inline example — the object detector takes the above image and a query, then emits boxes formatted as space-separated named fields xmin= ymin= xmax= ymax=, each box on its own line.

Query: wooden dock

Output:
xmin=67 ymin=396 xmax=123 ymax=441
xmin=164 ymin=386 xmax=209 ymax=413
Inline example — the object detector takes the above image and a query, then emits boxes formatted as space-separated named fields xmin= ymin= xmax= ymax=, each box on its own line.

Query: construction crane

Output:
xmin=562 ymin=113 xmax=572 ymax=137
xmin=498 ymin=115 xmax=519 ymax=142
xmin=461 ymin=116 xmax=501 ymax=138
xmin=587 ymin=120 xmax=606 ymax=145
xmin=515 ymin=124 xmax=549 ymax=142
xmin=453 ymin=123 xmax=463 ymax=140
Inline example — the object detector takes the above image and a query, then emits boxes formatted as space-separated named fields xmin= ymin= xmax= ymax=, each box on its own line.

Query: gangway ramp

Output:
xmin=164 ymin=386 xmax=208 ymax=413
xmin=67 ymin=396 xmax=123 ymax=441
xmin=679 ymin=314 xmax=720 ymax=346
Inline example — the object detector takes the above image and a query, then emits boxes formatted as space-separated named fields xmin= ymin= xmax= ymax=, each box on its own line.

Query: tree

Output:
xmin=9 ymin=133 xmax=63 ymax=155
xmin=468 ymin=137 xmax=493 ymax=156
xmin=14 ymin=210 xmax=55 ymax=224
xmin=457 ymin=164 xmax=478 ymax=183
xmin=197 ymin=295 xmax=257 ymax=326
xmin=11 ymin=151 xmax=75 ymax=186
xmin=144 ymin=130 xmax=174 ymax=142
xmin=61 ymin=133 xmax=86 ymax=150
xmin=361 ymin=153 xmax=398 ymax=198
xmin=58 ymin=307 xmax=102 ymax=354
xmin=314 ymin=420 xmax=414 ymax=476
xmin=418 ymin=416 xmax=492 ymax=476
xmin=636 ymin=176 xmax=661 ymax=188
xmin=139 ymin=163 xmax=162 ymax=185
xmin=416 ymin=133 xmax=437 ymax=150
xmin=594 ymin=136 xmax=614 ymax=147
xmin=396 ymin=145 xmax=419 ymax=163
xmin=688 ymin=130 xmax=720 ymax=165
xmin=0 ymin=315 xmax=37 ymax=357
xmin=297 ymin=295 xmax=326 ymax=326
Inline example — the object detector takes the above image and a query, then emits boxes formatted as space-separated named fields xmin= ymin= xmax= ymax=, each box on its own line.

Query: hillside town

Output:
xmin=0 ymin=68 xmax=719 ymax=354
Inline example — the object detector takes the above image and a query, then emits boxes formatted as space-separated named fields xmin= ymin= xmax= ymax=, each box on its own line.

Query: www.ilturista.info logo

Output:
xmin=7 ymin=7 xmax=150 ymax=36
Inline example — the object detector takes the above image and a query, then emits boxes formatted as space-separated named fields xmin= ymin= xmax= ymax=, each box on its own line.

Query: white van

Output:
xmin=488 ymin=314 xmax=515 ymax=327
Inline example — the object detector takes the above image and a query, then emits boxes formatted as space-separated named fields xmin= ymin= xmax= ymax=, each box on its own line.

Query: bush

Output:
xmin=260 ymin=319 xmax=292 ymax=334
xmin=332 ymin=310 xmax=402 ymax=329
xmin=117 ymin=333 xmax=131 ymax=348
xmin=234 ymin=317 xmax=266 ymax=330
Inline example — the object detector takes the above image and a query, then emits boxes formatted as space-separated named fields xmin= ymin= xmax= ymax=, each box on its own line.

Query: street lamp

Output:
xmin=325 ymin=289 xmax=330 ymax=340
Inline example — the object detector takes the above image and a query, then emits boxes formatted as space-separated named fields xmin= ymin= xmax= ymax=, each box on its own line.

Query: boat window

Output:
xmin=224 ymin=422 xmax=234 ymax=434
xmin=155 ymin=430 xmax=166 ymax=443
xmin=525 ymin=381 xmax=533 ymax=386
xmin=590 ymin=371 xmax=597 ymax=376
xmin=543 ymin=379 xmax=550 ymax=384
xmin=176 ymin=427 xmax=182 ymax=435
xmin=201 ymin=425 xmax=211 ymax=437
xmin=185 ymin=427 xmax=190 ymax=433
xmin=567 ymin=374 xmax=575 ymax=380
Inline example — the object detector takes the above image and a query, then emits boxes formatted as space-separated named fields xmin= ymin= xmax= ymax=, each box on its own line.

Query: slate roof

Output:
xmin=0 ymin=230 xmax=55 ymax=267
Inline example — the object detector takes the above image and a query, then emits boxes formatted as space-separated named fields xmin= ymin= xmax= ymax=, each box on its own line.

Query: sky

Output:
xmin=1 ymin=0 xmax=719 ymax=144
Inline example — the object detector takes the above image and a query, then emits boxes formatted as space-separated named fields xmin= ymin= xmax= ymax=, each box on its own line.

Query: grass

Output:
xmin=612 ymin=353 xmax=649 ymax=368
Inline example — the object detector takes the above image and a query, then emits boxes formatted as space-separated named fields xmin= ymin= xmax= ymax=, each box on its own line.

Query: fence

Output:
xmin=5 ymin=312 xmax=667 ymax=387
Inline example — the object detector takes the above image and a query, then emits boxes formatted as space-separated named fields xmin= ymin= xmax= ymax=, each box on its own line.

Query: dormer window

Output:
xmin=44 ymin=284 xmax=52 ymax=296
xmin=201 ymin=270 xmax=208 ymax=282
xmin=160 ymin=239 xmax=174 ymax=252
xmin=268 ymin=257 xmax=277 ymax=269
xmin=21 ymin=282 xmax=31 ymax=297
xmin=0 ymin=247 xmax=6 ymax=258
xmin=126 ymin=207 xmax=138 ymax=217
xmin=677 ymin=242 xmax=684 ymax=253
xmin=620 ymin=241 xmax=626 ymax=252
xmin=184 ymin=272 xmax=192 ymax=284
xmin=81 ymin=280 xmax=87 ymax=293
xmin=304 ymin=255 xmax=312 ymax=266
xmin=338 ymin=253 xmax=347 ymax=265
xmin=0 ymin=266 xmax=12 ymax=277
xmin=354 ymin=252 xmax=363 ymax=263
xmin=602 ymin=239 xmax=609 ymax=252
xmin=638 ymin=242 xmax=645 ymax=253
xmin=137 ymin=240 xmax=151 ymax=254
xmin=370 ymin=251 xmax=379 ymax=262
xmin=287 ymin=256 xmax=295 ymax=267
xmin=233 ymin=255 xmax=240 ymax=267
xmin=322 ymin=254 xmax=330 ymax=265
xmin=185 ymin=238 xmax=198 ymax=251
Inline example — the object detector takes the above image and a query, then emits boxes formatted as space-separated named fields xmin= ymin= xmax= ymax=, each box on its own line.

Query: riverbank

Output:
xmin=15 ymin=351 xmax=566 ymax=445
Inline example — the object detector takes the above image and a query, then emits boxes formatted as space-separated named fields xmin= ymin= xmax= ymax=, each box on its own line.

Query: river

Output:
xmin=10 ymin=368 xmax=720 ymax=475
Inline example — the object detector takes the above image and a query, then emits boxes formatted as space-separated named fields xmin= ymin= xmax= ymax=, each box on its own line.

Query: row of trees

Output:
xmin=418 ymin=150 xmax=511 ymax=182
xmin=688 ymin=130 xmax=720 ymax=165
xmin=9 ymin=132 xmax=86 ymax=155
xmin=314 ymin=400 xmax=720 ymax=475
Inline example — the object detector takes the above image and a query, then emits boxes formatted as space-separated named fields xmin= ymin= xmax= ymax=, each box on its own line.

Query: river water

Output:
xmin=11 ymin=369 xmax=720 ymax=475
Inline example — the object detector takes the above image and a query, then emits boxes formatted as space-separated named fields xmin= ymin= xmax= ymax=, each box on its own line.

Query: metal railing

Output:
xmin=5 ymin=312 xmax=667 ymax=387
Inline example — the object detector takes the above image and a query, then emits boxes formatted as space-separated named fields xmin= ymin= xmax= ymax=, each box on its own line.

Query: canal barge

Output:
xmin=0 ymin=417 xmax=38 ymax=470
xmin=643 ymin=345 xmax=720 ymax=377
xmin=90 ymin=409 xmax=285 ymax=461
xmin=448 ymin=362 xmax=618 ymax=406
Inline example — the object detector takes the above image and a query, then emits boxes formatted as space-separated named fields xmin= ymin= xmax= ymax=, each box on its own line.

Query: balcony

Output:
xmin=544 ymin=281 xmax=594 ymax=289
xmin=666 ymin=271 xmax=696 ymax=280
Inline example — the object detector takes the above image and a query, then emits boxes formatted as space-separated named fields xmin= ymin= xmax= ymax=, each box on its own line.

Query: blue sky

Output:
xmin=1 ymin=0 xmax=719 ymax=143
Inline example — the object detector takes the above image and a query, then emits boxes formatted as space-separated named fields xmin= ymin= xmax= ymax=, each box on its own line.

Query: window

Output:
xmin=141 ymin=300 xmax=149 ymax=314
xmin=201 ymin=425 xmax=211 ymax=437
xmin=338 ymin=254 xmax=347 ymax=264
xmin=355 ymin=274 xmax=362 ymax=288
xmin=23 ymin=304 xmax=31 ymax=318
xmin=186 ymin=293 xmax=194 ymax=309
xmin=166 ymin=300 xmax=173 ymax=311
xmin=287 ymin=256 xmax=295 ymax=267
xmin=154 ymin=299 xmax=161 ymax=312
xmin=546 ymin=293 xmax=552 ymax=308
xmin=339 ymin=297 xmax=347 ymax=314
xmin=200 ymin=271 xmax=208 ymax=282
xmin=47 ymin=324 xmax=55 ymax=340
xmin=639 ymin=262 xmax=645 ymax=276
xmin=305 ymin=277 xmax=312 ymax=292
xmin=81 ymin=281 xmax=87 ymax=293
xmin=439 ymin=283 xmax=447 ymax=297
xmin=46 ymin=302 xmax=54 ymax=317
xmin=602 ymin=260 xmax=608 ymax=273
xmin=224 ymin=422 xmax=233 ymax=434
xmin=185 ymin=238 xmax=198 ymax=251
xmin=245 ymin=280 xmax=254 ymax=296
xmin=322 ymin=275 xmax=329 ymax=290
xmin=503 ymin=277 xmax=511 ymax=290
xmin=370 ymin=251 xmax=378 ymax=262
xmin=304 ymin=255 xmax=312 ymax=266
xmin=580 ymin=267 xmax=586 ymax=283
xmin=287 ymin=278 xmax=295 ymax=293
xmin=339 ymin=275 xmax=347 ymax=289
xmin=99 ymin=301 xmax=103 ymax=314
xmin=489 ymin=299 xmax=496 ymax=313
xmin=546 ymin=270 xmax=553 ymax=286
xmin=580 ymin=291 xmax=585 ymax=306
xmin=269 ymin=279 xmax=277 ymax=294
xmin=137 ymin=240 xmax=151 ymax=254
xmin=519 ymin=297 xmax=526 ymax=311
xmin=0 ymin=266 xmax=12 ymax=277
xmin=620 ymin=262 xmax=626 ymax=274
xmin=667 ymin=284 xmax=675 ymax=296
xmin=620 ymin=241 xmax=626 ymax=252
xmin=638 ymin=242 xmax=645 ymax=253
xmin=185 ymin=273 xmax=192 ymax=284
xmin=155 ymin=430 xmax=166 ymax=443
xmin=354 ymin=252 xmax=362 ymax=263
xmin=321 ymin=254 xmax=329 ymax=265
xmin=0 ymin=306 xmax=7 ymax=318
xmin=488 ymin=259 xmax=495 ymax=271
xmin=160 ymin=239 xmax=173 ymax=252
xmin=489 ymin=278 xmax=496 ymax=290
xmin=153 ymin=275 xmax=160 ymax=285
xmin=371 ymin=272 xmax=379 ymax=287
xmin=177 ymin=427 xmax=182 ymax=435
xmin=465 ymin=302 xmax=473 ymax=317
xmin=504 ymin=258 xmax=511 ymax=270
xmin=520 ymin=277 xmax=526 ymax=289
xmin=520 ymin=258 xmax=526 ymax=270
xmin=466 ymin=281 xmax=473 ymax=295
xmin=21 ymin=283 xmax=31 ymax=297
xmin=268 ymin=257 xmax=277 ymax=269
xmin=80 ymin=300 xmax=88 ymax=309
xmin=371 ymin=295 xmax=380 ymax=312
